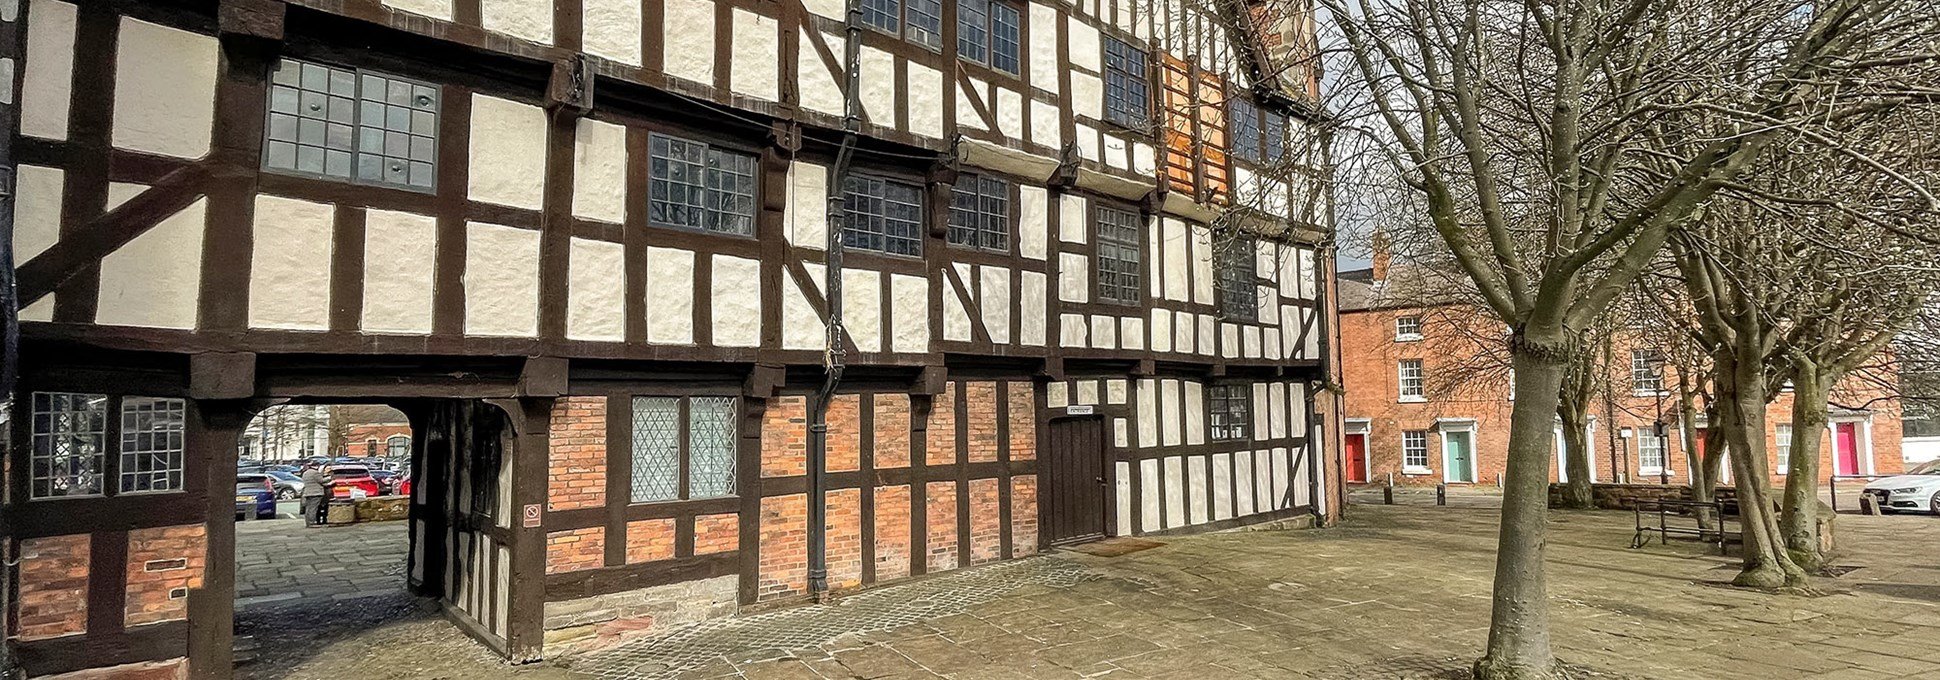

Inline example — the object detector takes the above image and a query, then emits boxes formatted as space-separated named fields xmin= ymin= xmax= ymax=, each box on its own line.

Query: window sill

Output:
xmin=1632 ymin=389 xmax=1669 ymax=398
xmin=1398 ymin=396 xmax=1427 ymax=404
xmin=1639 ymin=469 xmax=1672 ymax=478
xmin=1401 ymin=467 xmax=1433 ymax=476
xmin=1395 ymin=334 xmax=1423 ymax=342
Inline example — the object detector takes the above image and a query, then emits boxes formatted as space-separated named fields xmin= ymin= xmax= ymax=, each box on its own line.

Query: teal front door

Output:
xmin=1444 ymin=430 xmax=1476 ymax=483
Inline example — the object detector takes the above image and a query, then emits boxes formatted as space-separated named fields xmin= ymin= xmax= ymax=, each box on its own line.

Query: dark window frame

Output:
xmin=1208 ymin=384 xmax=1253 ymax=442
xmin=842 ymin=173 xmax=927 ymax=258
xmin=1216 ymin=236 xmax=1259 ymax=322
xmin=647 ymin=131 xmax=760 ymax=237
xmin=29 ymin=392 xmax=191 ymax=500
xmin=1102 ymin=36 xmax=1150 ymax=128
xmin=262 ymin=57 xmax=441 ymax=193
xmin=1094 ymin=205 xmax=1144 ymax=305
xmin=958 ymin=0 xmax=1023 ymax=75
xmin=948 ymin=172 xmax=1012 ymax=252
xmin=629 ymin=394 xmax=741 ymax=504
xmin=862 ymin=0 xmax=945 ymax=51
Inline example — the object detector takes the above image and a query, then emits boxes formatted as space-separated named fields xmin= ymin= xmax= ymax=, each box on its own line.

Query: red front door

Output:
xmin=1346 ymin=433 xmax=1368 ymax=483
xmin=1835 ymin=422 xmax=1860 ymax=476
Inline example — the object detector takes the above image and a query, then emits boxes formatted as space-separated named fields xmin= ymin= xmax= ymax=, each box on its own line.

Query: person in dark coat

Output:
xmin=299 ymin=464 xmax=330 ymax=526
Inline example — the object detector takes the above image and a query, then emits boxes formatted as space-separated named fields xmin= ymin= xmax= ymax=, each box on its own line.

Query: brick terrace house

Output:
xmin=1337 ymin=259 xmax=1903 ymax=488
xmin=3 ymin=0 xmax=1342 ymax=677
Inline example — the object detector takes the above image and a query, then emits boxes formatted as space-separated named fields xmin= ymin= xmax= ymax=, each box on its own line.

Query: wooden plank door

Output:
xmin=1345 ymin=433 xmax=1367 ymax=483
xmin=1835 ymin=422 xmax=1861 ymax=476
xmin=1042 ymin=417 xmax=1107 ymax=545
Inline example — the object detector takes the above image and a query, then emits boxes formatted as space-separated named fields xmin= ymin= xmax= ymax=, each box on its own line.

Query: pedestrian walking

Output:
xmin=300 ymin=464 xmax=330 ymax=527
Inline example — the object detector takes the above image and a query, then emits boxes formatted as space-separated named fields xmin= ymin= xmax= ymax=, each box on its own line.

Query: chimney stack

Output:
xmin=1370 ymin=229 xmax=1392 ymax=283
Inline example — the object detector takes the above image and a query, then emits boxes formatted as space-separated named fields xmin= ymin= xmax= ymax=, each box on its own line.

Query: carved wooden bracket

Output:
xmin=546 ymin=54 xmax=595 ymax=117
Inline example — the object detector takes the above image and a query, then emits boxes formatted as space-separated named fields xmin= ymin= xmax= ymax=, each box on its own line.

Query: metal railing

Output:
xmin=1827 ymin=474 xmax=1894 ymax=514
xmin=1630 ymin=497 xmax=1737 ymax=555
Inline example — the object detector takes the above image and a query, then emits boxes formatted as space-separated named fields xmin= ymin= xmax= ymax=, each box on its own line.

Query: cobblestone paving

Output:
xmin=235 ymin=516 xmax=409 ymax=608
xmin=566 ymin=502 xmax=1940 ymax=680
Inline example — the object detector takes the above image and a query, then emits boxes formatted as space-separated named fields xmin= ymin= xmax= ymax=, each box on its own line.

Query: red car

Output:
xmin=328 ymin=466 xmax=382 ymax=498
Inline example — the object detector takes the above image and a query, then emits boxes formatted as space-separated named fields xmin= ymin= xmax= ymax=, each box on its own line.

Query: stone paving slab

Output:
xmin=236 ymin=515 xmax=410 ymax=607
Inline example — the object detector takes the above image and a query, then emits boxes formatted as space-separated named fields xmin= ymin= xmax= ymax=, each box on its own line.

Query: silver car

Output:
xmin=1863 ymin=460 xmax=1940 ymax=514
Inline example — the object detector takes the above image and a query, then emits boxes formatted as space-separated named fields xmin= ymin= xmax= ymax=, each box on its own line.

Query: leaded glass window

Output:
xmin=948 ymin=173 xmax=1010 ymax=251
xmin=631 ymin=397 xmax=681 ymax=503
xmin=648 ymin=133 xmax=758 ymax=236
xmin=989 ymin=2 xmax=1021 ymax=74
xmin=1231 ymin=100 xmax=1262 ymax=162
xmin=31 ymin=392 xmax=107 ymax=498
xmin=1263 ymin=111 xmax=1288 ymax=164
xmin=1103 ymin=37 xmax=1149 ymax=127
xmin=120 ymin=398 xmax=185 ymax=494
xmin=843 ymin=175 xmax=925 ymax=257
xmin=1096 ymin=207 xmax=1143 ymax=305
xmin=862 ymin=0 xmax=901 ymax=33
xmin=1216 ymin=236 xmax=1258 ymax=322
xmin=958 ymin=0 xmax=989 ymax=64
xmin=630 ymin=395 xmax=740 ymax=504
xmin=907 ymin=0 xmax=943 ymax=49
xmin=1208 ymin=384 xmax=1251 ymax=441
xmin=264 ymin=58 xmax=439 ymax=191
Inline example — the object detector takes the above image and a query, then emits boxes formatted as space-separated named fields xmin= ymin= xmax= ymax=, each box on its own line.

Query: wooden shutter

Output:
xmin=1160 ymin=54 xmax=1196 ymax=194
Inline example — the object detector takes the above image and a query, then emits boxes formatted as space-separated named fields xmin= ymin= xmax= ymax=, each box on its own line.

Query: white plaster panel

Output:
xmin=1184 ymin=380 xmax=1204 ymax=445
xmin=663 ymin=0 xmax=715 ymax=84
xmin=1119 ymin=316 xmax=1144 ymax=350
xmin=842 ymin=268 xmax=882 ymax=353
xmin=1303 ymin=308 xmax=1320 ymax=357
xmin=1139 ymin=311 xmax=1170 ymax=355
xmin=584 ymin=0 xmax=643 ymax=65
xmin=1089 ymin=314 xmax=1115 ymax=349
xmin=1251 ymin=383 xmax=1270 ymax=442
xmin=1059 ymin=312 xmax=1087 ymax=347
xmin=646 ymin=246 xmax=696 ymax=344
xmin=908 ymin=62 xmax=945 ymax=138
xmin=1255 ymin=240 xmax=1278 ymax=283
xmin=731 ymin=10 xmax=780 ymax=101
xmin=1101 ymin=134 xmax=1131 ymax=170
xmin=889 ymin=273 xmax=930 ymax=353
xmin=1018 ymin=187 xmax=1049 ymax=260
xmin=1258 ymin=284 xmax=1279 ymax=324
xmin=1019 ymin=270 xmax=1047 ymax=346
xmin=1190 ymin=224 xmax=1214 ymax=304
xmin=956 ymin=77 xmax=987 ymax=133
xmin=1071 ymin=72 xmax=1104 ymax=122
xmin=1272 ymin=448 xmax=1291 ymax=510
xmin=1068 ymin=17 xmax=1101 ymax=71
xmin=467 ymin=94 xmax=547 ymax=210
xmin=1173 ymin=310 xmax=1193 ymax=353
xmin=1289 ymin=383 xmax=1309 ymax=437
xmin=22 ymin=0 xmax=76 ymax=141
xmin=996 ymin=87 xmax=1024 ymax=139
xmin=799 ymin=31 xmax=846 ymax=116
xmin=384 ymin=0 xmax=454 ymax=20
xmin=802 ymin=0 xmax=843 ymax=20
xmin=1160 ymin=218 xmax=1187 ymax=302
xmin=1029 ymin=2 xmax=1060 ymax=95
xmin=111 ymin=18 xmax=216 ymax=159
xmin=248 ymin=195 xmax=335 ymax=331
xmin=1074 ymin=125 xmax=1099 ymax=162
xmin=1298 ymin=248 xmax=1317 ymax=299
xmin=482 ymin=0 xmax=553 ymax=44
xmin=979 ymin=266 xmax=1012 ymax=344
xmin=1163 ymin=456 xmax=1185 ymax=528
xmin=712 ymin=254 xmax=763 ymax=347
xmin=859 ymin=46 xmax=895 ymax=127
xmin=96 ymin=199 xmax=204 ymax=330
xmin=1234 ymin=450 xmax=1256 ymax=516
xmin=1243 ymin=325 xmax=1261 ymax=359
xmin=361 ymin=210 xmax=437 ymax=334
xmin=1030 ymin=99 xmax=1061 ymax=148
xmin=1139 ymin=458 xmax=1161 ymax=533
xmin=1281 ymin=304 xmax=1299 ymax=358
xmin=14 ymin=165 xmax=63 ymax=262
xmin=1059 ymin=195 xmax=1087 ymax=243
xmin=1221 ymin=323 xmax=1239 ymax=359
xmin=1279 ymin=247 xmax=1299 ymax=298
xmin=572 ymin=118 xmax=627 ymax=223
xmin=463 ymin=222 xmax=540 ymax=337
xmin=1160 ymin=379 xmax=1182 ymax=447
xmin=1198 ymin=315 xmax=1215 ymax=356
xmin=943 ymin=266 xmax=972 ymax=342
xmin=1115 ymin=461 xmax=1133 ymax=537
xmin=1212 ymin=453 xmax=1234 ymax=520
xmin=1136 ymin=378 xmax=1157 ymax=448
xmin=1269 ymin=382 xmax=1288 ymax=439
xmin=1147 ymin=217 xmax=1162 ymax=299
xmin=787 ymin=161 xmax=828 ymax=248
xmin=1132 ymin=142 xmax=1157 ymax=175
xmin=1048 ymin=382 xmax=1069 ymax=408
xmin=566 ymin=238 xmax=625 ymax=342
xmin=1255 ymin=450 xmax=1273 ymax=511
xmin=1057 ymin=252 xmax=1089 ymax=303
xmin=1188 ymin=456 xmax=1209 ymax=525
xmin=1263 ymin=328 xmax=1282 ymax=363
xmin=21 ymin=296 xmax=53 ymax=322
xmin=782 ymin=264 xmax=825 ymax=350
xmin=1114 ymin=418 xmax=1129 ymax=447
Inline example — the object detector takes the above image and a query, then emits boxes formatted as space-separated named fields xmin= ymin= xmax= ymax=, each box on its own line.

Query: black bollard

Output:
xmin=1383 ymin=481 xmax=1394 ymax=505
xmin=1436 ymin=483 xmax=1447 ymax=506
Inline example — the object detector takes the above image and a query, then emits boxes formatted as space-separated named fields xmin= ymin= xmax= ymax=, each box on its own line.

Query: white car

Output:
xmin=1863 ymin=460 xmax=1940 ymax=514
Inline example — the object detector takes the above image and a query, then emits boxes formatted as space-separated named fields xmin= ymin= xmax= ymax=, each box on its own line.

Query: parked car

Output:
xmin=234 ymin=474 xmax=277 ymax=520
xmin=368 ymin=469 xmax=399 ymax=495
xmin=395 ymin=472 xmax=413 ymax=497
xmin=1863 ymin=460 xmax=1940 ymax=514
xmin=329 ymin=466 xmax=382 ymax=499
xmin=265 ymin=470 xmax=305 ymax=500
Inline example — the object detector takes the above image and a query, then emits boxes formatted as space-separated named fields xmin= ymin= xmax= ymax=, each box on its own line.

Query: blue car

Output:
xmin=235 ymin=474 xmax=279 ymax=520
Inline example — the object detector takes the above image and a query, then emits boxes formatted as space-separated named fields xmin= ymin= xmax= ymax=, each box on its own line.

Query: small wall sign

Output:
xmin=1066 ymin=404 xmax=1095 ymax=415
xmin=522 ymin=503 xmax=542 ymax=528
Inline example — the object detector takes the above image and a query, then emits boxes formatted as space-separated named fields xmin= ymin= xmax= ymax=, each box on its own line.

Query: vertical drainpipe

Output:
xmin=806 ymin=0 xmax=866 ymax=602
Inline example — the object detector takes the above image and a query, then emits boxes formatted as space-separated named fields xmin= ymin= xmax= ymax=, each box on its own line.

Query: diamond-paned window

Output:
xmin=843 ymin=174 xmax=925 ymax=257
xmin=631 ymin=397 xmax=681 ymax=503
xmin=120 ymin=397 xmax=185 ymax=494
xmin=1231 ymin=99 xmax=1262 ymax=162
xmin=948 ymin=173 xmax=1010 ymax=251
xmin=648 ymin=133 xmax=758 ymax=236
xmin=31 ymin=392 xmax=107 ymax=498
xmin=264 ymin=58 xmax=439 ymax=191
xmin=687 ymin=397 xmax=739 ymax=498
xmin=1096 ymin=206 xmax=1143 ymax=305
xmin=1216 ymin=236 xmax=1258 ymax=322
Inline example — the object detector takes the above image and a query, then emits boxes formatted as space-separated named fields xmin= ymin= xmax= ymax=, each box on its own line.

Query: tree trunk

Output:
xmin=1558 ymin=402 xmax=1594 ymax=509
xmin=1474 ymin=337 xmax=1571 ymax=680
xmin=1781 ymin=364 xmax=1832 ymax=571
xmin=1716 ymin=351 xmax=1809 ymax=589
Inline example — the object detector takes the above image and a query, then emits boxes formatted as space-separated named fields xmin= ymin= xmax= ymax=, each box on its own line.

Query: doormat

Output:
xmin=1065 ymin=537 xmax=1166 ymax=557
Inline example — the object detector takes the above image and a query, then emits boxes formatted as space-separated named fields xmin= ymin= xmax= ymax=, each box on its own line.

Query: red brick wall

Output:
xmin=927 ymin=387 xmax=957 ymax=466
xmin=968 ymin=479 xmax=1001 ymax=564
xmin=625 ymin=519 xmax=675 ymax=564
xmin=1011 ymin=476 xmax=1038 ymax=556
xmin=546 ymin=527 xmax=604 ymax=574
xmin=694 ymin=513 xmax=739 ymax=555
xmin=872 ymin=485 xmax=911 ymax=581
xmin=874 ymin=394 xmax=911 ymax=468
xmin=757 ymin=493 xmax=807 ymax=600
xmin=762 ymin=396 xmax=808 ymax=477
xmin=828 ymin=394 xmax=861 ymax=473
xmin=346 ymin=423 xmax=411 ymax=457
xmin=826 ymin=488 xmax=862 ymax=589
xmin=547 ymin=397 xmax=606 ymax=511
xmin=125 ymin=525 xmax=206 ymax=627
xmin=925 ymin=481 xmax=958 ymax=572
xmin=966 ymin=382 xmax=999 ymax=463
xmin=16 ymin=534 xmax=89 ymax=640
xmin=1008 ymin=381 xmax=1037 ymax=461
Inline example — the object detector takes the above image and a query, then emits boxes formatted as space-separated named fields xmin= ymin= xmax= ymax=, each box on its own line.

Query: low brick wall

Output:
xmin=1548 ymin=482 xmax=1693 ymax=510
xmin=542 ymin=575 xmax=738 ymax=657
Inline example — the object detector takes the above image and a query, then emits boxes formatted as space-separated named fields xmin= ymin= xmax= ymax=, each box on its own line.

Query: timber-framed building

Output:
xmin=1 ymin=0 xmax=1341 ymax=676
